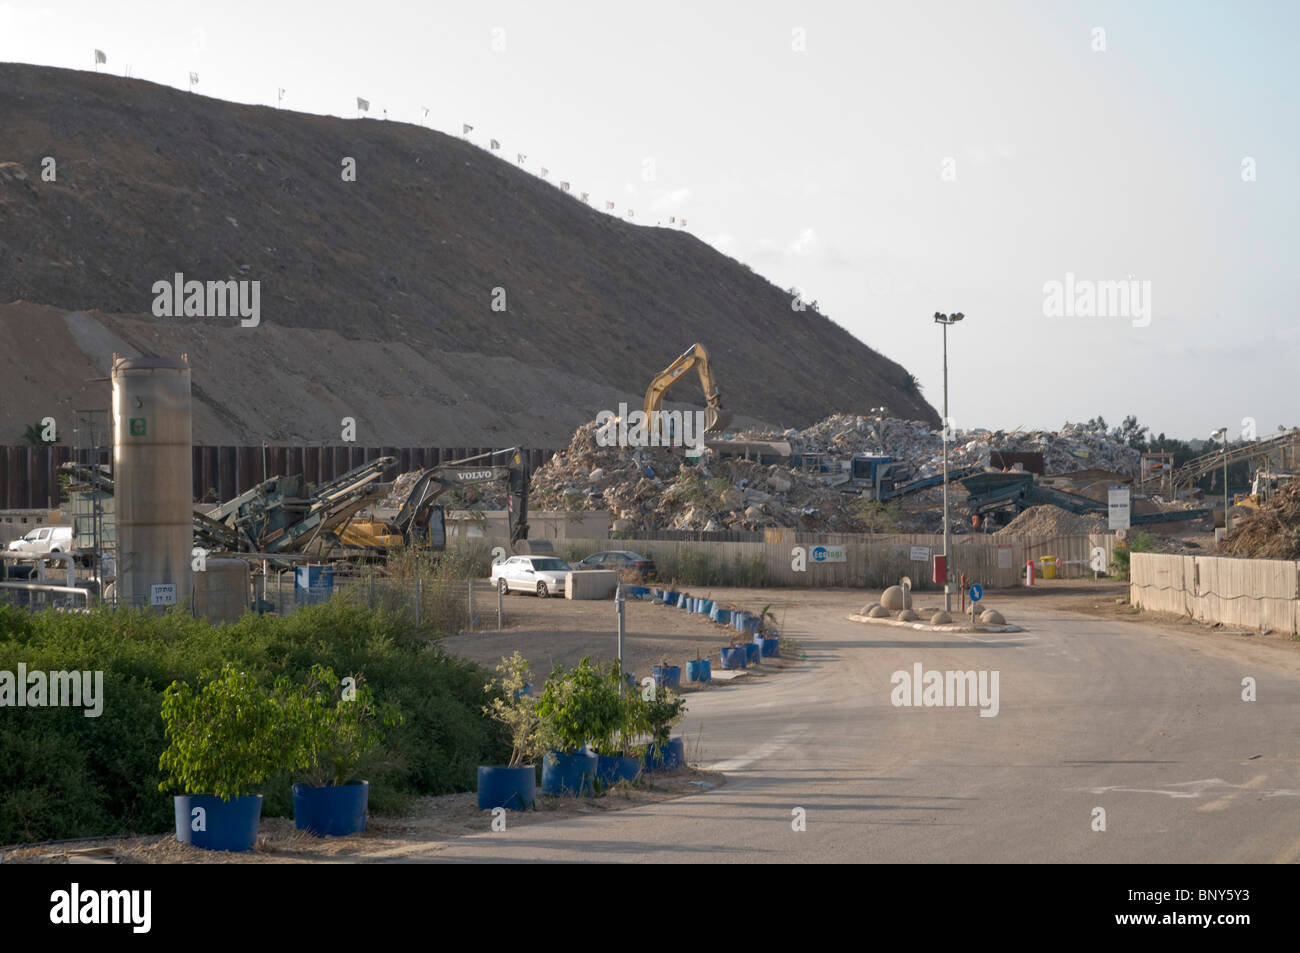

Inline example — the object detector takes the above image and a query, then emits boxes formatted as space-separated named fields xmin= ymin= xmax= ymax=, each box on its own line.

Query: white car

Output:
xmin=7 ymin=525 xmax=75 ymax=556
xmin=491 ymin=555 xmax=572 ymax=598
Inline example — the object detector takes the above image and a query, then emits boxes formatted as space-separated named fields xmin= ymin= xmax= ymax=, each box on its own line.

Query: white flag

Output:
xmin=580 ymin=192 xmax=589 ymax=203
xmin=95 ymin=49 xmax=107 ymax=64
xmin=517 ymin=153 xmax=526 ymax=164
xmin=681 ymin=218 xmax=687 ymax=226
xmin=627 ymin=209 xmax=634 ymax=218
xmin=669 ymin=216 xmax=675 ymax=224
xmin=605 ymin=201 xmax=615 ymax=210
xmin=463 ymin=123 xmax=473 ymax=134
xmin=490 ymin=139 xmax=500 ymax=150
xmin=189 ymin=72 xmax=199 ymax=84
xmin=540 ymin=167 xmax=548 ymax=178
xmin=560 ymin=182 xmax=570 ymax=192
xmin=356 ymin=97 xmax=370 ymax=111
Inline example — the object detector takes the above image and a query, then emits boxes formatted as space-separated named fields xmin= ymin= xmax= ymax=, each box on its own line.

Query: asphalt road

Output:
xmin=414 ymin=599 xmax=1300 ymax=863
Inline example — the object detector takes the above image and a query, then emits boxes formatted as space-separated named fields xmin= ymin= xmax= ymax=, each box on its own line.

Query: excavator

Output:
xmin=329 ymin=449 xmax=530 ymax=557
xmin=643 ymin=342 xmax=732 ymax=437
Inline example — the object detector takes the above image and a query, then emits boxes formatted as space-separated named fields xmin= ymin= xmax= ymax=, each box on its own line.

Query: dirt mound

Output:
xmin=1220 ymin=485 xmax=1300 ymax=558
xmin=0 ymin=62 xmax=936 ymax=445
xmin=997 ymin=505 xmax=1107 ymax=536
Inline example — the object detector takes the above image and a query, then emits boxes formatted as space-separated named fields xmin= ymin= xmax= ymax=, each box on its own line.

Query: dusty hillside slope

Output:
xmin=0 ymin=62 xmax=936 ymax=445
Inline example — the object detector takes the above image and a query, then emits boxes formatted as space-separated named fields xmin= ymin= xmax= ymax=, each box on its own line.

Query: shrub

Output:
xmin=536 ymin=657 xmax=623 ymax=754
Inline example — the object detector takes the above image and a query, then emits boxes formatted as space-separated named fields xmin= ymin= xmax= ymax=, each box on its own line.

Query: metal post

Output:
xmin=615 ymin=582 xmax=626 ymax=694
xmin=467 ymin=578 xmax=474 ymax=630
xmin=497 ymin=583 xmax=504 ymax=631
xmin=942 ymin=321 xmax=951 ymax=612
xmin=1223 ymin=434 xmax=1230 ymax=534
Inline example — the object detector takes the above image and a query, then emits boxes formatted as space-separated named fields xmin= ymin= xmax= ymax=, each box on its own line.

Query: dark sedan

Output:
xmin=572 ymin=550 xmax=657 ymax=581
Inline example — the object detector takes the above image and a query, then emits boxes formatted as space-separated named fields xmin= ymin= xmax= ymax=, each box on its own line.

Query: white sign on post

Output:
xmin=909 ymin=545 xmax=931 ymax=563
xmin=150 ymin=583 xmax=177 ymax=607
xmin=1108 ymin=487 xmax=1131 ymax=530
xmin=997 ymin=545 xmax=1013 ymax=569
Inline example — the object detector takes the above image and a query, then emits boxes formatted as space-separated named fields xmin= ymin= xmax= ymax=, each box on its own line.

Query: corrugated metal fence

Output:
xmin=1130 ymin=552 xmax=1300 ymax=634
xmin=0 ymin=444 xmax=555 ymax=508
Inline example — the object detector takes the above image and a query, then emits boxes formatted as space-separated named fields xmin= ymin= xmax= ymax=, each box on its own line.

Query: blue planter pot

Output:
xmin=743 ymin=642 xmax=761 ymax=665
xmin=293 ymin=781 xmax=369 ymax=837
xmin=652 ymin=664 xmax=682 ymax=689
xmin=686 ymin=658 xmax=711 ymax=682
xmin=627 ymin=586 xmax=650 ymax=598
xmin=720 ymin=646 xmax=746 ymax=669
xmin=712 ymin=607 xmax=732 ymax=625
xmin=757 ymin=636 xmax=780 ymax=657
xmin=663 ymin=591 xmax=677 ymax=606
xmin=541 ymin=750 xmax=598 ymax=797
xmin=173 ymin=794 xmax=263 ymax=852
xmin=646 ymin=737 xmax=686 ymax=771
xmin=679 ymin=596 xmax=691 ymax=611
xmin=746 ymin=617 xmax=761 ymax=636
xmin=477 ymin=765 xmax=537 ymax=811
xmin=734 ymin=612 xmax=749 ymax=631
xmin=697 ymin=599 xmax=713 ymax=614
xmin=596 ymin=754 xmax=642 ymax=787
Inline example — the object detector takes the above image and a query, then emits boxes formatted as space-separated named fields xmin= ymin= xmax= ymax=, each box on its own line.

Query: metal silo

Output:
xmin=112 ymin=354 xmax=193 ymax=610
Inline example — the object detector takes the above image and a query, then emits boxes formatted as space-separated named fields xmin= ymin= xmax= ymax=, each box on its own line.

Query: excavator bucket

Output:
xmin=705 ymin=408 xmax=733 ymax=433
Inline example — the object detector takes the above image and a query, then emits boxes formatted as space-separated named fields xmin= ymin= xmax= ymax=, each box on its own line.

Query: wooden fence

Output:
xmin=464 ymin=533 xmax=1115 ymax=591
xmin=1131 ymin=552 xmax=1300 ymax=634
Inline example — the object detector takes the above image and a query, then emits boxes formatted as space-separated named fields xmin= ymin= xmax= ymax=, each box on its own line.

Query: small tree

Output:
xmin=536 ymin=656 xmax=623 ymax=754
xmin=645 ymin=689 xmax=687 ymax=748
xmin=292 ymin=664 xmax=401 ymax=787
xmin=158 ymin=664 xmax=307 ymax=800
xmin=851 ymin=498 xmax=904 ymax=534
xmin=482 ymin=652 xmax=551 ymax=768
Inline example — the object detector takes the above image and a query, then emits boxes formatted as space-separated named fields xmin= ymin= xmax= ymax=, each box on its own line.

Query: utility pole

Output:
xmin=934 ymin=312 xmax=964 ymax=612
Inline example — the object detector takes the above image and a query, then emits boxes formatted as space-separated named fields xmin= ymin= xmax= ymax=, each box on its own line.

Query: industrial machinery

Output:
xmin=644 ymin=342 xmax=732 ymax=436
xmin=795 ymin=453 xmax=980 ymax=502
xmin=331 ymin=449 xmax=530 ymax=556
xmin=961 ymin=471 xmax=1212 ymax=526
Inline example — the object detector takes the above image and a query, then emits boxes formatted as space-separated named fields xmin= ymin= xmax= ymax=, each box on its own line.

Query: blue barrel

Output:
xmin=686 ymin=659 xmax=711 ymax=682
xmin=173 ymin=794 xmax=263 ymax=852
xmin=652 ymin=664 xmax=682 ymax=689
xmin=646 ymin=737 xmax=686 ymax=771
xmin=680 ymin=596 xmax=692 ymax=611
xmin=712 ymin=607 xmax=731 ymax=625
xmin=720 ymin=646 xmax=746 ymax=669
xmin=512 ymin=682 xmax=533 ymax=701
xmin=697 ymin=599 xmax=713 ymax=614
xmin=596 ymin=754 xmax=642 ymax=787
xmin=477 ymin=766 xmax=537 ymax=811
xmin=734 ymin=612 xmax=749 ymax=631
xmin=293 ymin=781 xmax=369 ymax=836
xmin=757 ymin=636 xmax=780 ymax=657
xmin=743 ymin=642 xmax=760 ymax=665
xmin=663 ymin=591 xmax=677 ymax=606
xmin=746 ymin=616 xmax=761 ymax=636
xmin=541 ymin=750 xmax=597 ymax=796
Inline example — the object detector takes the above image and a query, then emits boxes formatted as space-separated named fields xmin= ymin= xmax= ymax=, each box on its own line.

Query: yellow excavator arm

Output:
xmin=643 ymin=342 xmax=732 ymax=434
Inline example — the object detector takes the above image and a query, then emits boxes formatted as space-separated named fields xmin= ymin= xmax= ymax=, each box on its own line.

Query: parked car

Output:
xmin=490 ymin=555 xmax=572 ymax=598
xmin=7 ymin=525 xmax=75 ymax=556
xmin=571 ymin=550 xmax=657 ymax=581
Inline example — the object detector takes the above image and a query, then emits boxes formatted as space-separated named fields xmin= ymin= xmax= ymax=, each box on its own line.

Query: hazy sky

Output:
xmin=3 ymin=0 xmax=1296 ymax=439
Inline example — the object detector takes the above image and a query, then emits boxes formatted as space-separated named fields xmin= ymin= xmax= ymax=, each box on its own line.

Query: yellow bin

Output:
xmin=1040 ymin=555 xmax=1058 ymax=579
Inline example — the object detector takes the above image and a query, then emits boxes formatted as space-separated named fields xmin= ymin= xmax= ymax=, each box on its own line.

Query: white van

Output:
xmin=7 ymin=526 xmax=75 ymax=555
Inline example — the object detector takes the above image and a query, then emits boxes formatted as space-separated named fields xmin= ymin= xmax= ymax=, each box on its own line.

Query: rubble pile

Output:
xmin=1219 ymin=485 xmax=1300 ymax=559
xmin=528 ymin=421 xmax=903 ymax=533
xmin=736 ymin=414 xmax=1142 ymax=479
xmin=527 ymin=414 xmax=1148 ymax=533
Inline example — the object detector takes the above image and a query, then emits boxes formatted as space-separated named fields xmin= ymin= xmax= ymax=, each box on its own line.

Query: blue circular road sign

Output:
xmin=969 ymin=584 xmax=983 ymax=602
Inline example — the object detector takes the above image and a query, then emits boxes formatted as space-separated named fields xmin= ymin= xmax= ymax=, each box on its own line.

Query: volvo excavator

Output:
xmin=328 ymin=449 xmax=530 ymax=557
xmin=643 ymin=342 xmax=732 ymax=436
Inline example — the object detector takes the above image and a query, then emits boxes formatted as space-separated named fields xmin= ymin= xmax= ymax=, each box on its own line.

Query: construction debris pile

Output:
xmin=996 ymin=505 xmax=1107 ymax=536
xmin=1219 ymin=484 xmax=1300 ymax=559
xmin=742 ymin=414 xmax=1142 ymax=479
xmin=528 ymin=413 xmax=1147 ymax=533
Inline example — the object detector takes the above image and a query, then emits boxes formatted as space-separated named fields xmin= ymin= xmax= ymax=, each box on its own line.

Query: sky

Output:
xmin=2 ymin=0 xmax=1296 ymax=440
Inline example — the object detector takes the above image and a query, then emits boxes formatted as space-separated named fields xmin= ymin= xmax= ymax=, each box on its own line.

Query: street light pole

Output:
xmin=1212 ymin=427 xmax=1229 ymax=536
xmin=934 ymin=312 xmax=964 ymax=612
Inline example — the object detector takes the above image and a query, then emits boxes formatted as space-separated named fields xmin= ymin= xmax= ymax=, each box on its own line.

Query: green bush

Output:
xmin=0 ymin=598 xmax=507 ymax=845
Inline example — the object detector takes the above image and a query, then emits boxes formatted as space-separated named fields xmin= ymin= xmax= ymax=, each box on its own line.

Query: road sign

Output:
xmin=150 ymin=583 xmax=176 ymax=607
xmin=909 ymin=545 xmax=930 ymax=563
xmin=969 ymin=583 xmax=983 ymax=602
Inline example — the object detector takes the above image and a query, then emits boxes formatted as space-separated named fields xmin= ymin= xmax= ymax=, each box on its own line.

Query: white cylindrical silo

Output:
xmin=112 ymin=354 xmax=193 ymax=610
